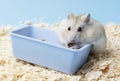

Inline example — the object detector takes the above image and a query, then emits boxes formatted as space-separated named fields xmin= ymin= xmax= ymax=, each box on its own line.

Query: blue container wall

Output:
xmin=11 ymin=26 xmax=92 ymax=74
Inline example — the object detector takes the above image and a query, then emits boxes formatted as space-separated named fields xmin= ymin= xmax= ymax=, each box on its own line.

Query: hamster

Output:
xmin=56 ymin=13 xmax=107 ymax=54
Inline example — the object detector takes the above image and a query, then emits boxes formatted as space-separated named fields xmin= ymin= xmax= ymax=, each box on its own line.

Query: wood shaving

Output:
xmin=0 ymin=22 xmax=120 ymax=81
xmin=40 ymin=38 xmax=45 ymax=41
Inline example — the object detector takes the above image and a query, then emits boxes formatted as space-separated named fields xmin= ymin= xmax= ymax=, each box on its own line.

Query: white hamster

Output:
xmin=56 ymin=13 xmax=107 ymax=54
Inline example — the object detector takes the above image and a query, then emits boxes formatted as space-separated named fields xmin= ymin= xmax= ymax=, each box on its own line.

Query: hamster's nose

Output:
xmin=70 ymin=39 xmax=75 ymax=43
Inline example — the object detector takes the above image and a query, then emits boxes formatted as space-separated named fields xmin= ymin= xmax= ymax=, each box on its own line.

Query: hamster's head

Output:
xmin=65 ymin=13 xmax=91 ymax=47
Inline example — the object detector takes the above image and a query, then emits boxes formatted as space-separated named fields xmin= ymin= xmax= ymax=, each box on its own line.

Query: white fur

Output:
xmin=56 ymin=13 xmax=107 ymax=53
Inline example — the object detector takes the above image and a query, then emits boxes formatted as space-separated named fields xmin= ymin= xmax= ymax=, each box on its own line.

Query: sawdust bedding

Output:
xmin=0 ymin=22 xmax=120 ymax=81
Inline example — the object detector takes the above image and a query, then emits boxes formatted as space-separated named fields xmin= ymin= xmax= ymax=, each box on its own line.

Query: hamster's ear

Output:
xmin=67 ymin=12 xmax=74 ymax=19
xmin=81 ymin=14 xmax=90 ymax=23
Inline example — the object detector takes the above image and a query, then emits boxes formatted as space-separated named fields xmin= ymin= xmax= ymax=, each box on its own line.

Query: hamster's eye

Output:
xmin=68 ymin=26 xmax=71 ymax=31
xmin=77 ymin=27 xmax=82 ymax=32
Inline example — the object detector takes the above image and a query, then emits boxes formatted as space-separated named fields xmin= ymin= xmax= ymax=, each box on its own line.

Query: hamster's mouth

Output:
xmin=67 ymin=42 xmax=81 ymax=49
xmin=67 ymin=43 xmax=76 ymax=47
